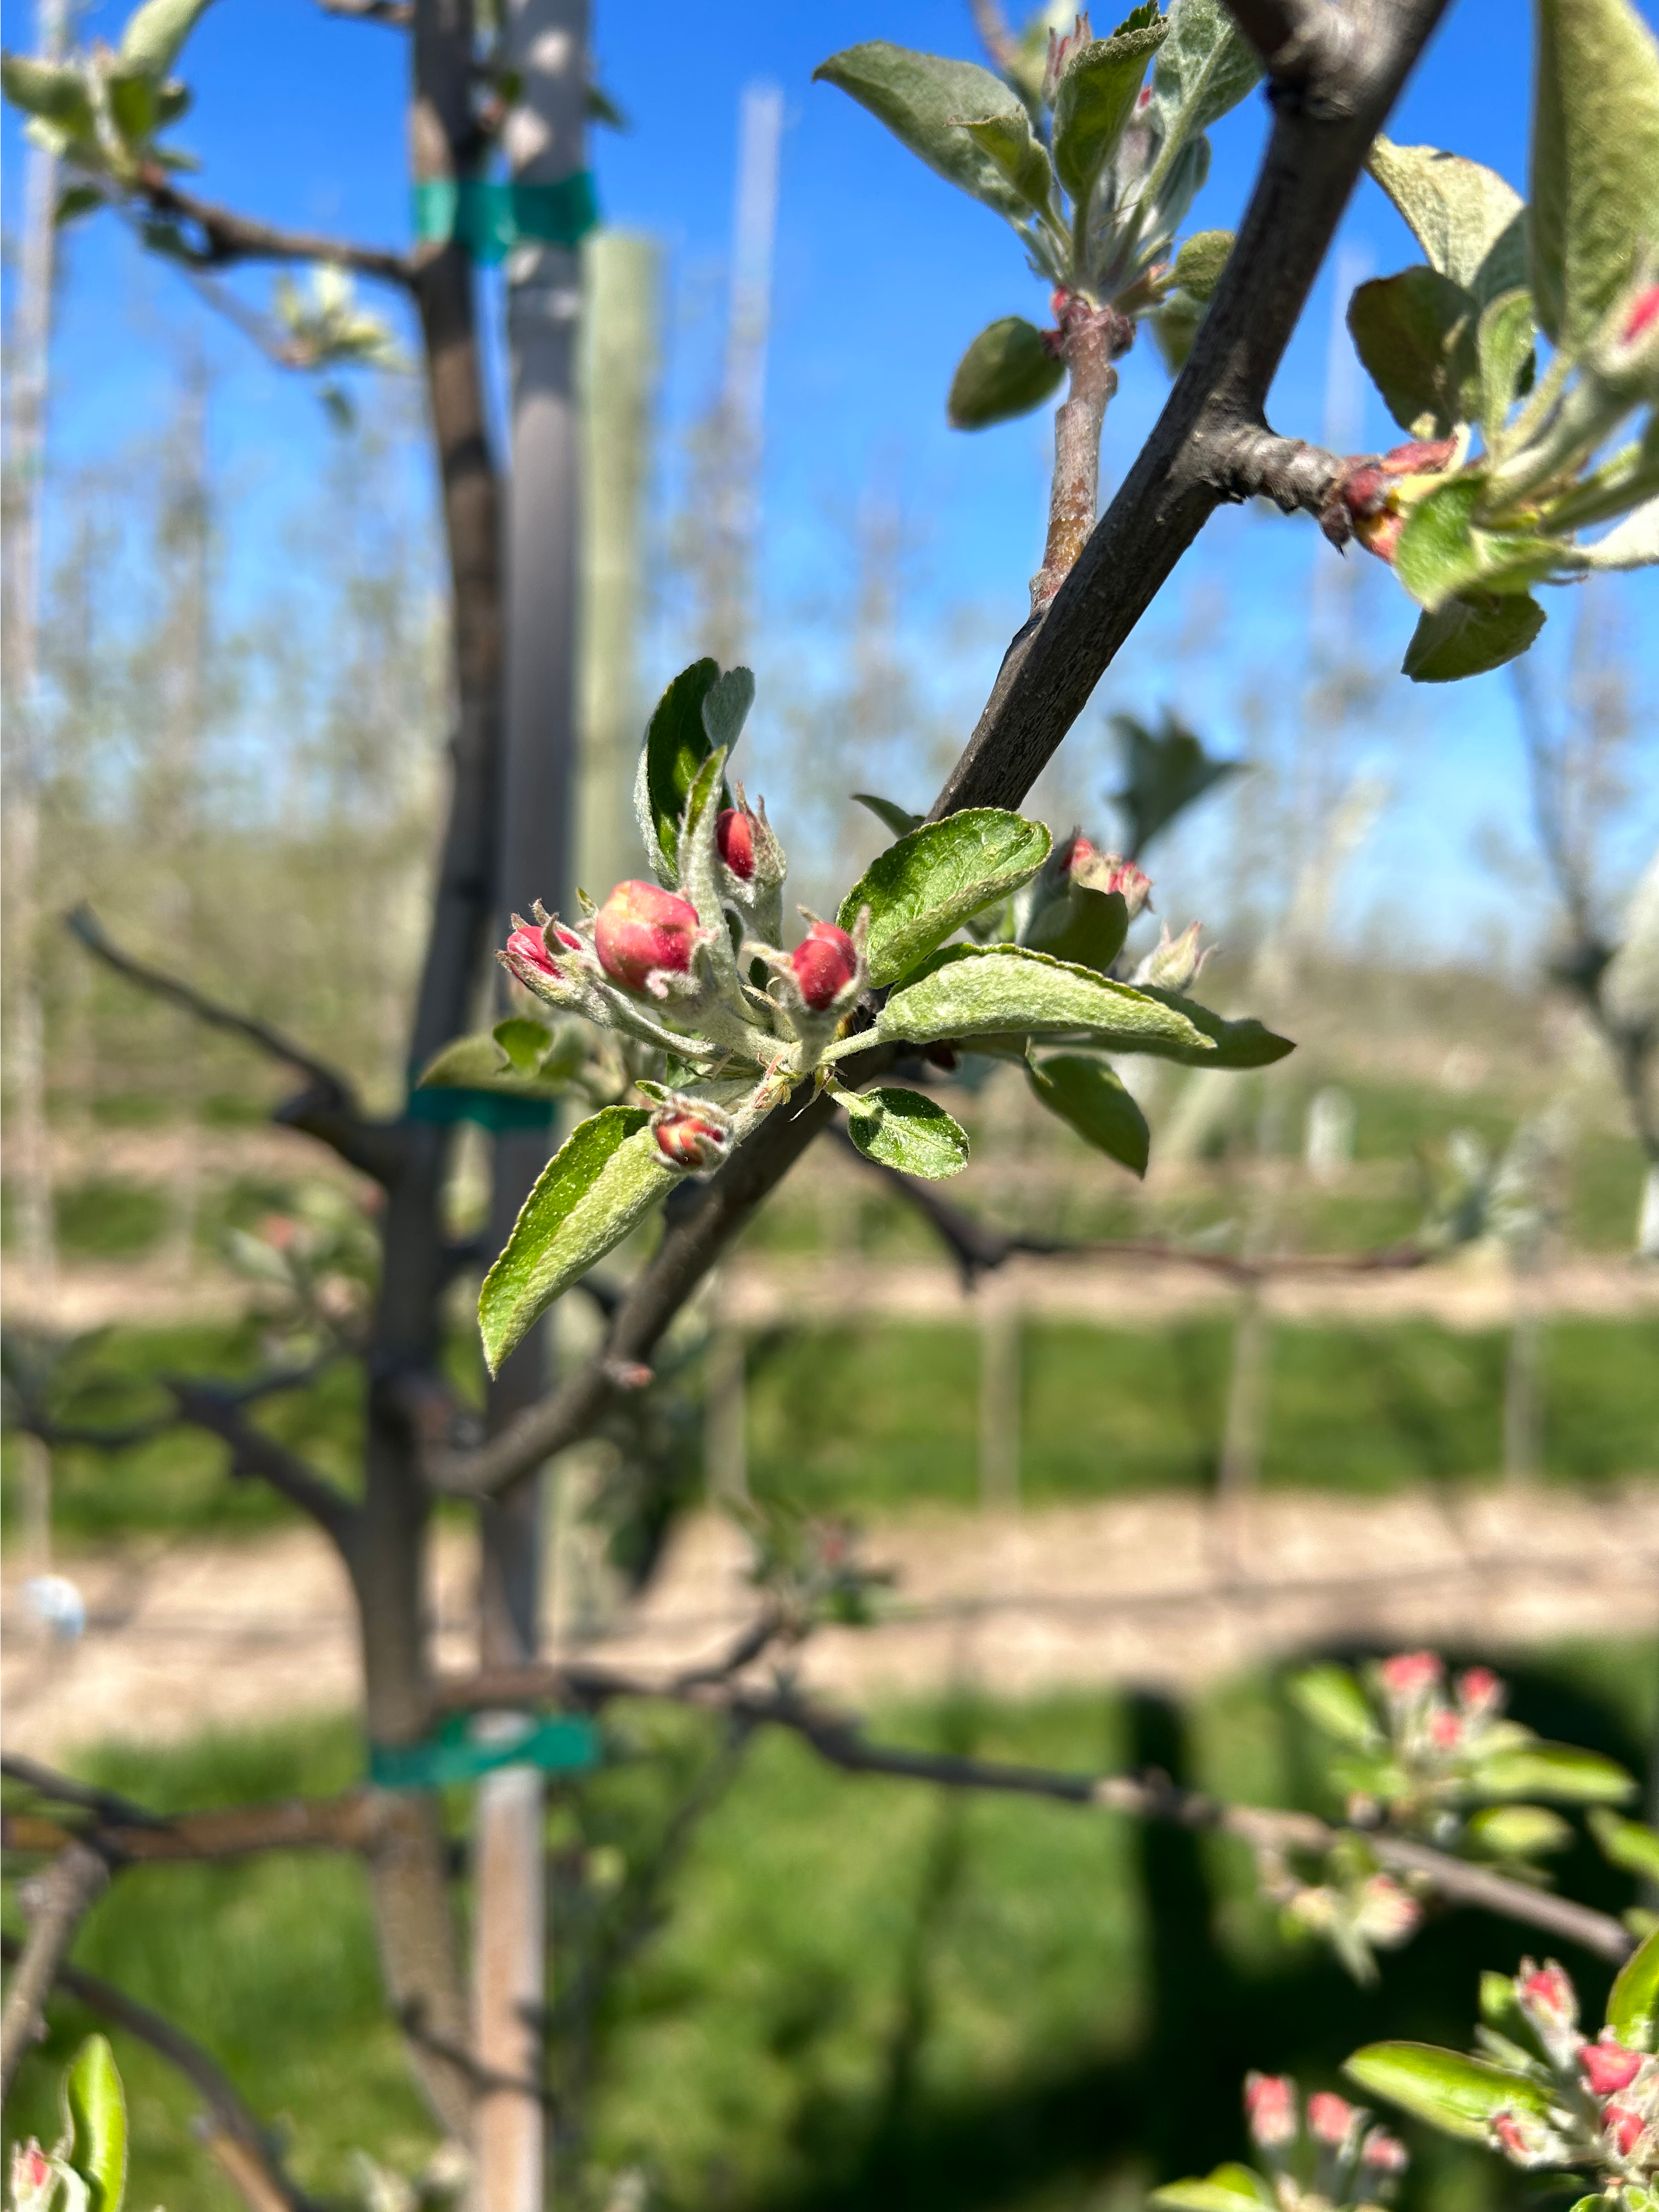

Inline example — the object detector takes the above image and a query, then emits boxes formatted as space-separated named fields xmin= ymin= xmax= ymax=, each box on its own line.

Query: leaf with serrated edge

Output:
xmin=634 ymin=658 xmax=718 ymax=878
xmin=870 ymin=944 xmax=1210 ymax=1054
xmin=1466 ymin=1742 xmax=1634 ymax=1803
xmin=1130 ymin=987 xmax=1294 ymax=1068
xmin=1531 ymin=0 xmax=1659 ymax=349
xmin=66 ymin=2036 xmax=127 ymax=2212
xmin=1404 ymin=590 xmax=1547 ymax=682
xmin=1026 ymin=1053 xmax=1149 ymax=1176
xmin=1052 ymin=22 xmax=1167 ymax=204
xmin=842 ymin=1086 xmax=969 ymax=1179
xmin=1607 ymin=1926 xmax=1659 ymax=2049
xmin=1145 ymin=0 xmax=1261 ymax=193
xmin=1344 ymin=2044 xmax=1554 ymax=2142
xmin=958 ymin=110 xmax=1054 ymax=211
xmin=814 ymin=44 xmax=1043 ymax=225
xmin=479 ymin=1109 xmax=674 ymax=1374
xmin=1368 ymin=137 xmax=1528 ymax=302
xmin=948 ymin=316 xmax=1065 ymax=430
xmin=839 ymin=810 xmax=1052 ymax=986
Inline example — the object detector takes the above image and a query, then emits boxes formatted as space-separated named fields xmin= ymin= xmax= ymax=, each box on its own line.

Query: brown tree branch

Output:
xmin=3 ymin=1790 xmax=385 ymax=1866
xmin=0 ymin=1843 xmax=109 ymax=2097
xmin=136 ymin=171 xmax=416 ymax=289
xmin=0 ymin=1936 xmax=318 ymax=2212
xmin=168 ymin=1383 xmax=363 ymax=1558
xmin=66 ymin=902 xmax=408 ymax=1187
xmin=432 ymin=1662 xmax=1635 ymax=1964
xmin=317 ymin=0 xmax=413 ymax=22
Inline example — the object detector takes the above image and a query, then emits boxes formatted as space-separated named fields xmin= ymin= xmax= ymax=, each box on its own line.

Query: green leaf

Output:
xmin=1477 ymin=287 xmax=1538 ymax=438
xmin=1590 ymin=1809 xmax=1659 ymax=1884
xmin=813 ymin=43 xmax=1046 ymax=226
xmin=1026 ymin=1052 xmax=1149 ymax=1175
xmin=1368 ymin=137 xmax=1528 ymax=303
xmin=1051 ymin=20 xmax=1167 ymax=204
xmin=1150 ymin=289 xmax=1207 ymax=373
xmin=1607 ymin=1926 xmax=1659 ymax=2049
xmin=957 ymin=109 xmax=1055 ymax=211
xmin=1109 ymin=708 xmax=1242 ymax=856
xmin=873 ymin=944 xmax=1211 ymax=1054
xmin=1146 ymin=0 xmax=1262 ymax=174
xmin=1393 ymin=475 xmax=1488 ymax=607
xmin=1151 ymin=2168 xmax=1278 ymax=2212
xmin=1465 ymin=1803 xmax=1574 ymax=1858
xmin=1130 ymin=988 xmax=1295 ymax=1068
xmin=852 ymin=791 xmax=923 ymax=839
xmin=701 ymin=664 xmax=755 ymax=753
xmin=838 ymin=809 xmax=1052 ymax=986
xmin=1348 ymin=266 xmax=1480 ymax=437
xmin=493 ymin=1017 xmax=554 ymax=1075
xmin=1022 ymin=883 xmax=1131 ymax=973
xmin=65 ymin=2036 xmax=127 ymax=2212
xmin=840 ymin=1086 xmax=970 ymax=1178
xmin=1 ymin=51 xmax=92 ymax=129
xmin=1465 ymin=1741 xmax=1634 ymax=1803
xmin=119 ymin=0 xmax=215 ymax=77
xmin=637 ymin=658 xmax=718 ymax=873
xmin=416 ymin=1026 xmax=577 ymax=1101
xmin=1581 ymin=496 xmax=1659 ymax=570
xmin=947 ymin=316 xmax=1065 ymax=430
xmin=1404 ymin=590 xmax=1547 ymax=681
xmin=479 ymin=1108 xmax=674 ymax=1374
xmin=1170 ymin=228 xmax=1232 ymax=300
xmin=1344 ymin=2042 xmax=1554 ymax=2142
xmin=1531 ymin=0 xmax=1659 ymax=349
xmin=1288 ymin=1663 xmax=1380 ymax=1748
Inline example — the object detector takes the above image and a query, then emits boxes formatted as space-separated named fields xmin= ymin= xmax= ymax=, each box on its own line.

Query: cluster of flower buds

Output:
xmin=1374 ymin=1651 xmax=1506 ymax=1775
xmin=1014 ymin=830 xmax=1165 ymax=969
xmin=1485 ymin=1958 xmax=1657 ymax=2183
xmin=1242 ymin=2073 xmax=1409 ymax=2212
xmin=497 ymin=744 xmax=870 ymax=1172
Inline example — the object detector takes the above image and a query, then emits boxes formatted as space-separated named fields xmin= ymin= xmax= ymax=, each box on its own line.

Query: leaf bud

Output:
xmin=594 ymin=879 xmax=703 ymax=996
xmin=791 ymin=919 xmax=862 ymax=1012
xmin=1583 ymin=2040 xmax=1645 ymax=2097
xmin=1132 ymin=919 xmax=1212 ymax=992
xmin=1307 ymin=2092 xmax=1361 ymax=2148
xmin=1244 ymin=2072 xmax=1299 ymax=2149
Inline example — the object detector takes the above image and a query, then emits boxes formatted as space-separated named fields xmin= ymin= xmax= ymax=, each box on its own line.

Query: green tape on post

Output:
xmin=370 ymin=1712 xmax=602 ymax=1791
xmin=405 ymin=1082 xmax=554 ymax=1133
xmin=411 ymin=172 xmax=599 ymax=264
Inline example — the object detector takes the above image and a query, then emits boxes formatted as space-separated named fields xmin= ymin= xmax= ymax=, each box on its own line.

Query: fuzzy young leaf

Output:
xmin=1146 ymin=0 xmax=1261 ymax=181
xmin=1344 ymin=2043 xmax=1555 ymax=2142
xmin=1348 ymin=266 xmax=1480 ymax=437
xmin=1051 ymin=20 xmax=1167 ymax=204
xmin=839 ymin=809 xmax=1052 ymax=986
xmin=1465 ymin=1741 xmax=1634 ymax=1803
xmin=1026 ymin=1052 xmax=1149 ymax=1176
xmin=958 ymin=109 xmax=1054 ymax=211
xmin=1477 ymin=287 xmax=1538 ymax=437
xmin=1152 ymin=2168 xmax=1278 ymax=2212
xmin=1170 ymin=228 xmax=1232 ymax=300
xmin=1289 ymin=1662 xmax=1380 ymax=1748
xmin=1130 ymin=988 xmax=1294 ymax=1069
xmin=1023 ymin=884 xmax=1131 ymax=973
xmin=841 ymin=1086 xmax=970 ymax=1178
xmin=948 ymin=317 xmax=1065 ymax=430
xmin=65 ymin=2036 xmax=127 ymax=2212
xmin=1607 ymin=1926 xmax=1659 ymax=2049
xmin=1531 ymin=0 xmax=1659 ymax=350
xmin=872 ymin=944 xmax=1211 ymax=1054
xmin=813 ymin=43 xmax=1043 ymax=225
xmin=701 ymin=663 xmax=756 ymax=753
xmin=118 ymin=0 xmax=214 ymax=77
xmin=479 ymin=1108 xmax=674 ymax=1374
xmin=1395 ymin=477 xmax=1569 ymax=613
xmin=852 ymin=791 xmax=924 ymax=840
xmin=1368 ymin=137 xmax=1528 ymax=302
xmin=1403 ymin=590 xmax=1547 ymax=682
xmin=2 ymin=52 xmax=91 ymax=127
xmin=1591 ymin=1809 xmax=1659 ymax=1884
xmin=636 ymin=658 xmax=718 ymax=875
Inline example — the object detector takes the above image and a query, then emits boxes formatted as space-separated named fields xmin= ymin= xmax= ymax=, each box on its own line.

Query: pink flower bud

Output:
xmin=1379 ymin=1651 xmax=1443 ymax=1700
xmin=1622 ymin=286 xmax=1659 ymax=347
xmin=1244 ymin=2072 xmax=1299 ymax=2149
xmin=1356 ymin=1873 xmax=1421 ymax=1948
xmin=1517 ymin=1959 xmax=1579 ymax=2042
xmin=1430 ymin=1708 xmax=1462 ymax=1750
xmin=1491 ymin=2109 xmax=1556 ymax=2166
xmin=1042 ymin=12 xmax=1092 ymax=100
xmin=1583 ymin=2041 xmax=1645 ymax=2097
xmin=1070 ymin=844 xmax=1153 ymax=918
xmin=1308 ymin=2092 xmax=1359 ymax=2147
xmin=594 ymin=880 xmax=701 ymax=995
xmin=653 ymin=1109 xmax=729 ymax=1170
xmin=791 ymin=921 xmax=860 ymax=1012
xmin=10 ymin=2146 xmax=52 ymax=2203
xmin=1605 ymin=2104 xmax=1646 ymax=2159
xmin=1458 ymin=1666 xmax=1503 ymax=1717
xmin=716 ymin=807 xmax=755 ymax=882
xmin=506 ymin=924 xmax=562 ymax=981
xmin=1360 ymin=2130 xmax=1409 ymax=2176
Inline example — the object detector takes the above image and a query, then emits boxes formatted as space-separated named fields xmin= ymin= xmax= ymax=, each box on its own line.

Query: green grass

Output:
xmin=4 ymin=1651 xmax=1652 ymax=2212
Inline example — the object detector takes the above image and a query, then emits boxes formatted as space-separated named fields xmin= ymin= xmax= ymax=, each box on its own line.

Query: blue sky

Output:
xmin=4 ymin=0 xmax=1657 ymax=958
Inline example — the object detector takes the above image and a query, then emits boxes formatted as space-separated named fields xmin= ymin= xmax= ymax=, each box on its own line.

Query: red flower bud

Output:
xmin=1622 ymin=286 xmax=1659 ymax=346
xmin=1605 ymin=2104 xmax=1646 ymax=2158
xmin=506 ymin=925 xmax=562 ymax=981
xmin=653 ymin=1110 xmax=729 ymax=1170
xmin=1583 ymin=2041 xmax=1644 ymax=2097
xmin=717 ymin=806 xmax=755 ymax=882
xmin=1308 ymin=2092 xmax=1359 ymax=2147
xmin=791 ymin=920 xmax=860 ymax=1012
xmin=1380 ymin=436 xmax=1459 ymax=478
xmin=1361 ymin=2130 xmax=1409 ymax=2175
xmin=1430 ymin=1708 xmax=1462 ymax=1749
xmin=1380 ymin=1651 xmax=1442 ymax=1699
xmin=1244 ymin=2072 xmax=1298 ymax=2149
xmin=594 ymin=880 xmax=701 ymax=994
xmin=1518 ymin=1960 xmax=1578 ymax=2034
xmin=11 ymin=2146 xmax=52 ymax=2200
xmin=1491 ymin=2109 xmax=1552 ymax=2164
xmin=1458 ymin=1666 xmax=1502 ymax=1716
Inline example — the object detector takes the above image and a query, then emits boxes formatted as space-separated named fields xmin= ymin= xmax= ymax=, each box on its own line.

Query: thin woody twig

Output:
xmin=0 ymin=1842 xmax=109 ymax=2097
xmin=135 ymin=171 xmax=416 ymax=289
xmin=316 ymin=0 xmax=412 ymax=22
xmin=0 ymin=1935 xmax=318 ymax=2212
xmin=2 ymin=1791 xmax=386 ymax=1867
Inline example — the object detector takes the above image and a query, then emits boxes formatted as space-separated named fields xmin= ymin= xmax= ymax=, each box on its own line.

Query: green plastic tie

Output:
xmin=411 ymin=172 xmax=599 ymax=264
xmin=369 ymin=1712 xmax=602 ymax=1790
